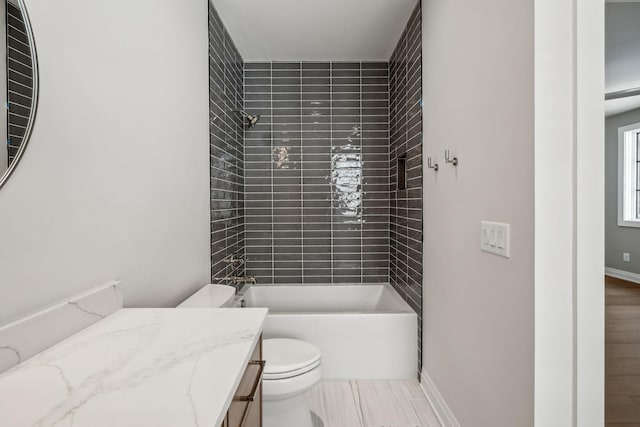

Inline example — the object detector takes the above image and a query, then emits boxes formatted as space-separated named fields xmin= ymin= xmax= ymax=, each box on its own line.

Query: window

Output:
xmin=618 ymin=123 xmax=640 ymax=227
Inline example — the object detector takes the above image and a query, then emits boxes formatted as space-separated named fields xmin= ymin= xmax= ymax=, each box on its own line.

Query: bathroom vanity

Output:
xmin=0 ymin=308 xmax=267 ymax=427
xmin=223 ymin=336 xmax=263 ymax=427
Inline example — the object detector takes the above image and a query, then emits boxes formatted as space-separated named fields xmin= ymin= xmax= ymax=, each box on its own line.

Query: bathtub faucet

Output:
xmin=212 ymin=276 xmax=257 ymax=285
xmin=229 ymin=276 xmax=257 ymax=285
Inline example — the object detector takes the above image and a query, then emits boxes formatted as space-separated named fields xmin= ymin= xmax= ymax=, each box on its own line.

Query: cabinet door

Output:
xmin=226 ymin=338 xmax=263 ymax=427
xmin=243 ymin=382 xmax=262 ymax=427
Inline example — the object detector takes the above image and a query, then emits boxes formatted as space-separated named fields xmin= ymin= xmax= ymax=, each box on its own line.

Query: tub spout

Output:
xmin=212 ymin=276 xmax=256 ymax=285
xmin=230 ymin=276 xmax=257 ymax=285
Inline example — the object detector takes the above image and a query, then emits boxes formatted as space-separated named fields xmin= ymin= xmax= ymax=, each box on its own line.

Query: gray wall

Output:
xmin=605 ymin=108 xmax=640 ymax=274
xmin=422 ymin=0 xmax=534 ymax=425
xmin=0 ymin=0 xmax=211 ymax=324
xmin=606 ymin=3 xmax=640 ymax=94
xmin=605 ymin=3 xmax=640 ymax=117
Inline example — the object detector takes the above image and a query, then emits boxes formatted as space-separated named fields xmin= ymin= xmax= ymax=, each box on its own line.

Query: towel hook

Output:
xmin=444 ymin=150 xmax=459 ymax=166
xmin=427 ymin=157 xmax=439 ymax=172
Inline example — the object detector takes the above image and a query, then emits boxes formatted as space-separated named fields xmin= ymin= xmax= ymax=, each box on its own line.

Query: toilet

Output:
xmin=177 ymin=285 xmax=323 ymax=426
xmin=262 ymin=338 xmax=322 ymax=427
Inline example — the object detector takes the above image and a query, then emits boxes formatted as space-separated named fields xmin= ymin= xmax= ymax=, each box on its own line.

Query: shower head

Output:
xmin=233 ymin=110 xmax=261 ymax=129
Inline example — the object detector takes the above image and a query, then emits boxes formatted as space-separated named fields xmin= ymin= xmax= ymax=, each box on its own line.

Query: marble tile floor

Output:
xmin=305 ymin=380 xmax=442 ymax=427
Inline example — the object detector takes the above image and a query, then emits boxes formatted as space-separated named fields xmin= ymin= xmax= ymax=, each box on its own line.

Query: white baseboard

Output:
xmin=605 ymin=266 xmax=640 ymax=284
xmin=420 ymin=370 xmax=461 ymax=427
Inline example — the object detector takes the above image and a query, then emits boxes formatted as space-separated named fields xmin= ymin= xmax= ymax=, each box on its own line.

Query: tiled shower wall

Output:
xmin=208 ymin=5 xmax=246 ymax=284
xmin=243 ymin=62 xmax=390 ymax=284
xmin=209 ymin=0 xmax=423 ymax=371
xmin=389 ymin=2 xmax=424 ymax=371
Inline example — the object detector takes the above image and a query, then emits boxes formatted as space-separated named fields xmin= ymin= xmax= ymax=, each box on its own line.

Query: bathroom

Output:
xmin=0 ymin=0 xmax=607 ymax=426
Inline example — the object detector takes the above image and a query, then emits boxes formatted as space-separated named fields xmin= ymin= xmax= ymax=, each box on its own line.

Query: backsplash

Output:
xmin=208 ymin=5 xmax=245 ymax=283
xmin=243 ymin=62 xmax=390 ymax=284
xmin=0 ymin=282 xmax=122 ymax=374
xmin=389 ymin=2 xmax=423 ymax=374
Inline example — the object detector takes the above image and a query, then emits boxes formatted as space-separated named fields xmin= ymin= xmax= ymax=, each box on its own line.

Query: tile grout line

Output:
xmin=360 ymin=62 xmax=364 ymax=283
xmin=330 ymin=62 xmax=334 ymax=283
xmin=270 ymin=62 xmax=275 ymax=282
xmin=388 ymin=59 xmax=393 ymax=288
xmin=300 ymin=61 xmax=304 ymax=284
xmin=207 ymin=5 xmax=213 ymax=283
xmin=404 ymin=6 xmax=410 ymax=294
xmin=417 ymin=4 xmax=424 ymax=376
xmin=241 ymin=52 xmax=246 ymax=278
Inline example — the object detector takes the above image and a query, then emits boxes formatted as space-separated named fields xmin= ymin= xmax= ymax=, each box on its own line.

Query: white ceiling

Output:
xmin=209 ymin=0 xmax=419 ymax=62
xmin=606 ymin=2 xmax=640 ymax=116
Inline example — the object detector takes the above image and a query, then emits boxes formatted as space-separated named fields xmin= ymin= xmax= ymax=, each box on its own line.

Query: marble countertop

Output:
xmin=0 ymin=308 xmax=268 ymax=427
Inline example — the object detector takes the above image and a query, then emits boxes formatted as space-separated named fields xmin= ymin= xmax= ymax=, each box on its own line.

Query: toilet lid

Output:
xmin=263 ymin=338 xmax=322 ymax=380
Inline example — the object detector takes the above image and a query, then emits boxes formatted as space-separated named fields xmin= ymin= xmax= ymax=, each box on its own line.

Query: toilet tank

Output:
xmin=177 ymin=284 xmax=236 ymax=308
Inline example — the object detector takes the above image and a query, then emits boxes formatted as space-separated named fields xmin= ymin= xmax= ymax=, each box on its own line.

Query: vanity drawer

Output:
xmin=224 ymin=337 xmax=263 ymax=427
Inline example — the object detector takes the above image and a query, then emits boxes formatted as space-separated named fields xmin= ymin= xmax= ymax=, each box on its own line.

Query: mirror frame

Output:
xmin=0 ymin=0 xmax=39 ymax=191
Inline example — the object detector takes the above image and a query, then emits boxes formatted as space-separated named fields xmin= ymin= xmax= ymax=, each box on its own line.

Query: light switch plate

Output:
xmin=481 ymin=221 xmax=510 ymax=258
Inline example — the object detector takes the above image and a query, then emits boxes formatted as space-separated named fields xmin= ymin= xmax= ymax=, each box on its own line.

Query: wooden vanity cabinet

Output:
xmin=222 ymin=336 xmax=263 ymax=427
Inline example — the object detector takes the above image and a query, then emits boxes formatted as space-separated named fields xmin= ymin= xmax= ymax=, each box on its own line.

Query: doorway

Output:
xmin=604 ymin=2 xmax=640 ymax=423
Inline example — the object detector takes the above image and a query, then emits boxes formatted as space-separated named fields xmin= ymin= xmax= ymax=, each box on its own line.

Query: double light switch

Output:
xmin=481 ymin=221 xmax=510 ymax=258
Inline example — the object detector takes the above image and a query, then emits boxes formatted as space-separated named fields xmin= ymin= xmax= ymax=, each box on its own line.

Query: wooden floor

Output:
xmin=606 ymin=276 xmax=640 ymax=426
xmin=305 ymin=380 xmax=441 ymax=427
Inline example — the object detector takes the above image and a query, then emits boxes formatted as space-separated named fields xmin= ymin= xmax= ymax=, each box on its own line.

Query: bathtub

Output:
xmin=237 ymin=283 xmax=417 ymax=380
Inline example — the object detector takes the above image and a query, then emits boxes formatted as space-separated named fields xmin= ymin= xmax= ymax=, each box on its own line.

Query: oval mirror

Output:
xmin=0 ymin=0 xmax=38 ymax=189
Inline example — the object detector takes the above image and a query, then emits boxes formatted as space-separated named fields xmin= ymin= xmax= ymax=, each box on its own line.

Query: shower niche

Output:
xmin=397 ymin=154 xmax=407 ymax=191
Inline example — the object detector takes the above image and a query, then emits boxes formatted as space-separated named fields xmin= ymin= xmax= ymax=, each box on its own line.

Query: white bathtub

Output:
xmin=238 ymin=284 xmax=417 ymax=380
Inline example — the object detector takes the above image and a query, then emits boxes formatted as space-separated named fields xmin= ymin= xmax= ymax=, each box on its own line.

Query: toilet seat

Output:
xmin=263 ymin=358 xmax=321 ymax=380
xmin=263 ymin=338 xmax=322 ymax=380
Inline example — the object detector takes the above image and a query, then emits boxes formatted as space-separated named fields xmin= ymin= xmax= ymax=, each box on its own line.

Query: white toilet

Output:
xmin=178 ymin=285 xmax=323 ymax=427
xmin=262 ymin=338 xmax=322 ymax=427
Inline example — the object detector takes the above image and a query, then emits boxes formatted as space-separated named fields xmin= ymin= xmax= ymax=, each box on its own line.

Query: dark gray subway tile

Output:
xmin=388 ymin=1 xmax=423 ymax=376
xmin=272 ymin=70 xmax=301 ymax=78
xmin=272 ymin=62 xmax=301 ymax=70
xmin=241 ymin=58 xmax=392 ymax=285
xmin=209 ymin=1 xmax=247 ymax=288
xmin=245 ymin=62 xmax=270 ymax=70
xmin=303 ymin=62 xmax=330 ymax=70
xmin=362 ymin=61 xmax=388 ymax=69
xmin=331 ymin=62 xmax=360 ymax=70
xmin=245 ymin=70 xmax=271 ymax=78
